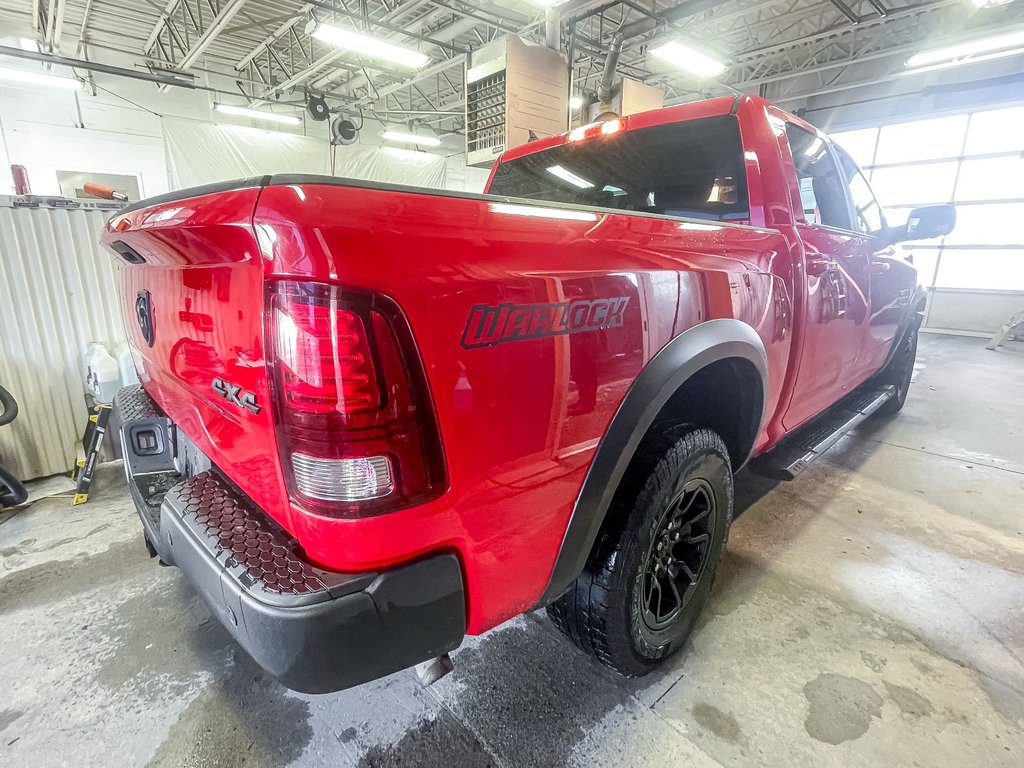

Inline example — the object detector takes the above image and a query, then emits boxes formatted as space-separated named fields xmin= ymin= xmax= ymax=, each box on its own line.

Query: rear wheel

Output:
xmin=547 ymin=428 xmax=732 ymax=677
xmin=0 ymin=385 xmax=17 ymax=427
xmin=878 ymin=324 xmax=918 ymax=415
xmin=0 ymin=466 xmax=28 ymax=509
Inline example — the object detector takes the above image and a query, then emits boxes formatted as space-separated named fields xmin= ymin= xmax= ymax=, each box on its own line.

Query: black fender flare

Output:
xmin=538 ymin=318 xmax=769 ymax=605
xmin=879 ymin=284 xmax=927 ymax=376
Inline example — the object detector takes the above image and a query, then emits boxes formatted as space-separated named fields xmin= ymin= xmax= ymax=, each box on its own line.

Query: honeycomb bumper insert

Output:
xmin=164 ymin=472 xmax=365 ymax=606
xmin=114 ymin=381 xmax=465 ymax=693
xmin=157 ymin=470 xmax=466 ymax=693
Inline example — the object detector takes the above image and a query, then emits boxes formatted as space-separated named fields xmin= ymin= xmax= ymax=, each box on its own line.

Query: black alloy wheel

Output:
xmin=640 ymin=479 xmax=717 ymax=631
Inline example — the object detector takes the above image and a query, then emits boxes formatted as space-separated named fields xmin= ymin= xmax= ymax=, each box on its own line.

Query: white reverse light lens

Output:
xmin=906 ymin=29 xmax=1024 ymax=68
xmin=292 ymin=453 xmax=394 ymax=501
xmin=489 ymin=203 xmax=597 ymax=222
xmin=650 ymin=41 xmax=726 ymax=78
xmin=215 ymin=104 xmax=302 ymax=124
xmin=547 ymin=164 xmax=595 ymax=188
xmin=0 ymin=66 xmax=81 ymax=90
xmin=312 ymin=23 xmax=429 ymax=68
xmin=382 ymin=130 xmax=441 ymax=146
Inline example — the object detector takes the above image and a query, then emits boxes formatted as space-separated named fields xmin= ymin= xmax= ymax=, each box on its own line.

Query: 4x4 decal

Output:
xmin=461 ymin=297 xmax=630 ymax=349
xmin=211 ymin=378 xmax=261 ymax=415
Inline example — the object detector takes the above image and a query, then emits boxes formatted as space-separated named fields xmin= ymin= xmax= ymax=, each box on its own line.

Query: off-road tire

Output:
xmin=877 ymin=323 xmax=919 ymax=415
xmin=547 ymin=428 xmax=733 ymax=677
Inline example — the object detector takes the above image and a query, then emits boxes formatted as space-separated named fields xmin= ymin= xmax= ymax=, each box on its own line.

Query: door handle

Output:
xmin=868 ymin=261 xmax=891 ymax=274
xmin=806 ymin=257 xmax=836 ymax=276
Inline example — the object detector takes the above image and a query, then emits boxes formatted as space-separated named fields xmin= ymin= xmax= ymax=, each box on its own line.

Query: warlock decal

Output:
xmin=461 ymin=297 xmax=630 ymax=349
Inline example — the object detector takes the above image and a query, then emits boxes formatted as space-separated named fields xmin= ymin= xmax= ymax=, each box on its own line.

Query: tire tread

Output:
xmin=547 ymin=428 xmax=732 ymax=676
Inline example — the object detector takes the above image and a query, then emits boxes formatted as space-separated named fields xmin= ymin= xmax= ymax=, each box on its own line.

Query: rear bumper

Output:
xmin=114 ymin=385 xmax=466 ymax=693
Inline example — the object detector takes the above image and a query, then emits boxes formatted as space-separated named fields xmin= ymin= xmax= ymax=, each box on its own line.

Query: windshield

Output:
xmin=488 ymin=115 xmax=749 ymax=222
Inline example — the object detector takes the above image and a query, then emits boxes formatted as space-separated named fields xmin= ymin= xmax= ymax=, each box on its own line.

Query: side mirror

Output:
xmin=889 ymin=204 xmax=956 ymax=243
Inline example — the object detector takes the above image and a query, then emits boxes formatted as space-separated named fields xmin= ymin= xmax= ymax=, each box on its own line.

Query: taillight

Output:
xmin=267 ymin=281 xmax=446 ymax=517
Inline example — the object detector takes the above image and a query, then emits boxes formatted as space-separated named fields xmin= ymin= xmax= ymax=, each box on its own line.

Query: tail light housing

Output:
xmin=267 ymin=281 xmax=446 ymax=517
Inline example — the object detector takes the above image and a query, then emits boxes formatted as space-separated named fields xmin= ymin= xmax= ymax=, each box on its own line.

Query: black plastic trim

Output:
xmin=265 ymin=174 xmax=778 ymax=234
xmin=107 ymin=172 xmax=776 ymax=236
xmin=537 ymin=319 xmax=768 ymax=606
xmin=879 ymin=284 xmax=927 ymax=375
xmin=115 ymin=385 xmax=466 ymax=693
xmin=114 ymin=176 xmax=271 ymax=216
xmin=160 ymin=494 xmax=466 ymax=693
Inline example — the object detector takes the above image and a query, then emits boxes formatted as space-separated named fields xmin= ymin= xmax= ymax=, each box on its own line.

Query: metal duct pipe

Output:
xmin=598 ymin=33 xmax=624 ymax=103
xmin=545 ymin=8 xmax=560 ymax=50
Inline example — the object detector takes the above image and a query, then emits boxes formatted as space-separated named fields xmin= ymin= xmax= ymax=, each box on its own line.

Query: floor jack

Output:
xmin=73 ymin=402 xmax=112 ymax=505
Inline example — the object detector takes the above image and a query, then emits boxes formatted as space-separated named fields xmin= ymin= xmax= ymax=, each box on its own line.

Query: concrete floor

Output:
xmin=2 ymin=333 xmax=1022 ymax=767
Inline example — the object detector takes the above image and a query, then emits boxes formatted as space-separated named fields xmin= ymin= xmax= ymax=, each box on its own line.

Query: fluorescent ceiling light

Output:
xmin=650 ymin=41 xmax=726 ymax=78
xmin=383 ymin=146 xmax=438 ymax=161
xmin=970 ymin=0 xmax=1013 ymax=7
xmin=904 ymin=46 xmax=1024 ymax=75
xmin=906 ymin=29 xmax=1024 ymax=68
xmin=0 ymin=66 xmax=81 ymax=90
xmin=547 ymin=164 xmax=594 ymax=189
xmin=382 ymin=130 xmax=441 ymax=147
xmin=489 ymin=203 xmax=597 ymax=221
xmin=215 ymin=104 xmax=302 ymax=124
xmin=569 ymin=94 xmax=584 ymax=109
xmin=312 ymin=23 xmax=429 ymax=68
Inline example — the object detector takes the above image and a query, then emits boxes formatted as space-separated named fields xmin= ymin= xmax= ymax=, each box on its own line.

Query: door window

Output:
xmin=785 ymin=123 xmax=852 ymax=230
xmin=837 ymin=151 xmax=886 ymax=236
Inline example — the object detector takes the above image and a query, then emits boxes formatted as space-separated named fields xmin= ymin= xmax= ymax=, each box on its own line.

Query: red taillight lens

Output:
xmin=274 ymin=302 xmax=380 ymax=413
xmin=267 ymin=282 xmax=446 ymax=517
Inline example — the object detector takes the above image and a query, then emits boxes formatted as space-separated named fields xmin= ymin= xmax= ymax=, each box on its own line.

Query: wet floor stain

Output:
xmin=0 ymin=709 xmax=22 ymax=734
xmin=144 ymin=660 xmax=313 ymax=767
xmin=691 ymin=702 xmax=744 ymax=745
xmin=884 ymin=681 xmax=935 ymax=719
xmin=860 ymin=651 xmax=887 ymax=673
xmin=93 ymin=579 xmax=234 ymax=701
xmin=803 ymin=673 xmax=883 ymax=745
xmin=356 ymin=713 xmax=496 ymax=768
xmin=0 ymin=538 xmax=151 ymax=615
xmin=433 ymin=616 xmax=633 ymax=767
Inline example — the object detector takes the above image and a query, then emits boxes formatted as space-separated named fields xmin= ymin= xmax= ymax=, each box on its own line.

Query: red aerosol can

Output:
xmin=10 ymin=165 xmax=31 ymax=196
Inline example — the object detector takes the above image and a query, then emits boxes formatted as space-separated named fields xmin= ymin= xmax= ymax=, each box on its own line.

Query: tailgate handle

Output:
xmin=112 ymin=240 xmax=146 ymax=264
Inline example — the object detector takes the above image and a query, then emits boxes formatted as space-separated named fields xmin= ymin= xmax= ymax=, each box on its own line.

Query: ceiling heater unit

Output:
xmin=465 ymin=35 xmax=569 ymax=168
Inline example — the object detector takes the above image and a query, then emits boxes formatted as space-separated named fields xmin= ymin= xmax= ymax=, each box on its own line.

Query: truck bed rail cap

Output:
xmin=115 ymin=176 xmax=271 ymax=216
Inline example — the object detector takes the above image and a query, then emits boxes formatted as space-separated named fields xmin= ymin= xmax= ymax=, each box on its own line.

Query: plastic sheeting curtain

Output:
xmin=0 ymin=206 xmax=124 ymax=480
xmin=163 ymin=117 xmax=446 ymax=190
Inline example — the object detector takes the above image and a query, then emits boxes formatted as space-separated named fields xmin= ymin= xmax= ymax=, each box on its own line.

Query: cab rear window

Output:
xmin=488 ymin=115 xmax=750 ymax=222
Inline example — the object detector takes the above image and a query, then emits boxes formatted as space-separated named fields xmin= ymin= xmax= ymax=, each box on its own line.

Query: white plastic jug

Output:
xmin=85 ymin=343 xmax=120 ymax=404
xmin=115 ymin=342 xmax=140 ymax=389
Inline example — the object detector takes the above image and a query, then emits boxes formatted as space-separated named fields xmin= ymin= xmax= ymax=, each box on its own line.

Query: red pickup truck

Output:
xmin=103 ymin=95 xmax=954 ymax=693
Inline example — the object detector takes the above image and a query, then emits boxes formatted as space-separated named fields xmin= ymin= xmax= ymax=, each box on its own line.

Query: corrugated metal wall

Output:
xmin=0 ymin=205 xmax=125 ymax=481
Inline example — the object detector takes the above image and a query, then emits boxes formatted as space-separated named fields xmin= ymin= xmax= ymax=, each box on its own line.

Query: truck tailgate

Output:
xmin=105 ymin=183 xmax=296 ymax=533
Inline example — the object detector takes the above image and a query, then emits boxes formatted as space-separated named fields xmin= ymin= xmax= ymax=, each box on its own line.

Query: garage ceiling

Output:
xmin=2 ymin=0 xmax=1023 ymax=134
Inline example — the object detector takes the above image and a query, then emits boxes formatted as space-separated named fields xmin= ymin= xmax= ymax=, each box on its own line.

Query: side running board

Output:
xmin=751 ymin=385 xmax=896 ymax=481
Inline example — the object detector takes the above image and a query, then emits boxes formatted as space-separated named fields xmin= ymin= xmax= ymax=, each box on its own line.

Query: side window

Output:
xmin=837 ymin=150 xmax=886 ymax=236
xmin=785 ymin=123 xmax=852 ymax=231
